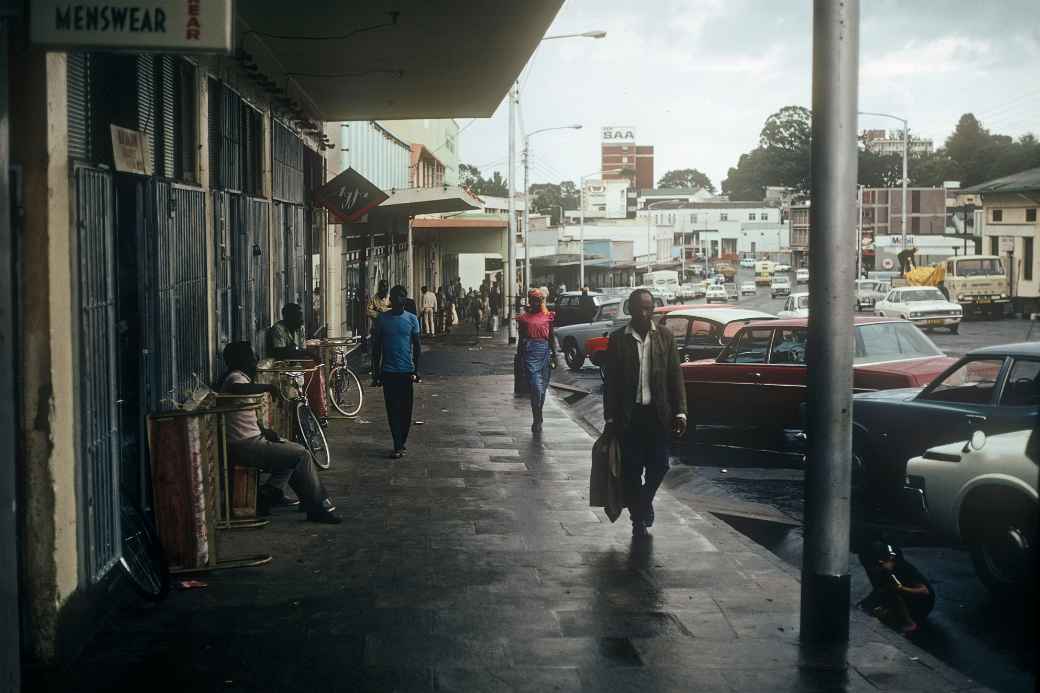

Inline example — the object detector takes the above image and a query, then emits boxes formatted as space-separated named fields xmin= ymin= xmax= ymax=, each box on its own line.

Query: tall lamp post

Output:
xmin=859 ymin=111 xmax=909 ymax=251
xmin=506 ymin=30 xmax=605 ymax=343
xmin=578 ymin=167 xmax=624 ymax=289
xmin=523 ymin=125 xmax=582 ymax=295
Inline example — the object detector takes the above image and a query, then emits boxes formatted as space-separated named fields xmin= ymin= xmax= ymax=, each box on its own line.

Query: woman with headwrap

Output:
xmin=516 ymin=288 xmax=557 ymax=432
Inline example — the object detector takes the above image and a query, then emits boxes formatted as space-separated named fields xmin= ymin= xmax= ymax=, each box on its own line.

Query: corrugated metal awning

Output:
xmin=369 ymin=186 xmax=482 ymax=217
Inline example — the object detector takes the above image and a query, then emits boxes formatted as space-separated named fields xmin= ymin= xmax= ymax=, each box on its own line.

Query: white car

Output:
xmin=906 ymin=428 xmax=1037 ymax=595
xmin=739 ymin=258 xmax=756 ymax=269
xmin=778 ymin=292 xmax=809 ymax=318
xmin=795 ymin=268 xmax=809 ymax=284
xmin=739 ymin=282 xmax=757 ymax=296
xmin=874 ymin=286 xmax=962 ymax=334
xmin=677 ymin=283 xmax=702 ymax=300
xmin=770 ymin=275 xmax=792 ymax=298
xmin=854 ymin=279 xmax=886 ymax=312
xmin=705 ymin=284 xmax=729 ymax=304
xmin=774 ymin=263 xmax=792 ymax=273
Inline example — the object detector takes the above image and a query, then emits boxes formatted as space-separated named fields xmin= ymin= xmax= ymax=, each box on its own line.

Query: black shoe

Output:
xmin=632 ymin=524 xmax=649 ymax=538
xmin=531 ymin=422 xmax=542 ymax=433
xmin=306 ymin=510 xmax=343 ymax=525
xmin=258 ymin=485 xmax=297 ymax=516
xmin=390 ymin=450 xmax=403 ymax=459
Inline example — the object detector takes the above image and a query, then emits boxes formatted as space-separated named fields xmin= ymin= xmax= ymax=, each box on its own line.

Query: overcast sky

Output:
xmin=459 ymin=0 xmax=1040 ymax=191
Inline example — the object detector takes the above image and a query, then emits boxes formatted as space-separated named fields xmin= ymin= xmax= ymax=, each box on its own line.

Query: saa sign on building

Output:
xmin=601 ymin=127 xmax=636 ymax=144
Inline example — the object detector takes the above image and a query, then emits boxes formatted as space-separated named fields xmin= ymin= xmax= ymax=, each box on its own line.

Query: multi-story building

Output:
xmin=580 ymin=177 xmax=635 ymax=219
xmin=860 ymin=129 xmax=934 ymax=156
xmin=789 ymin=204 xmax=811 ymax=268
xmin=381 ymin=119 xmax=461 ymax=185
xmin=861 ymin=186 xmax=948 ymax=238
xmin=641 ymin=202 xmax=789 ymax=263
xmin=600 ymin=125 xmax=654 ymax=190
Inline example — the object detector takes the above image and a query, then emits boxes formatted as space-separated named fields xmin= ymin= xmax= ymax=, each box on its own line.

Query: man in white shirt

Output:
xmin=420 ymin=285 xmax=438 ymax=336
xmin=220 ymin=341 xmax=341 ymax=524
xmin=603 ymin=289 xmax=688 ymax=538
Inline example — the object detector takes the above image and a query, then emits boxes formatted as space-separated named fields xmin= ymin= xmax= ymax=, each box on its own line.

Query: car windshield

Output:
xmin=955 ymin=258 xmax=1004 ymax=276
xmin=854 ymin=322 xmax=943 ymax=364
xmin=773 ymin=277 xmax=790 ymax=285
xmin=898 ymin=289 xmax=945 ymax=302
xmin=856 ymin=281 xmax=878 ymax=291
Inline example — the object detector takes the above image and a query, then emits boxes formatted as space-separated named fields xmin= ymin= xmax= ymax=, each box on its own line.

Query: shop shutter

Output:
xmin=136 ymin=55 xmax=156 ymax=174
xmin=156 ymin=56 xmax=177 ymax=179
xmin=67 ymin=53 xmax=94 ymax=162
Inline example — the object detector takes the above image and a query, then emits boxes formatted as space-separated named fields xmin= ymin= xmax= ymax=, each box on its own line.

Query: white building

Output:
xmin=638 ymin=202 xmax=789 ymax=260
xmin=580 ymin=177 xmax=635 ymax=219
xmin=380 ymin=119 xmax=462 ymax=185
xmin=861 ymin=129 xmax=934 ymax=157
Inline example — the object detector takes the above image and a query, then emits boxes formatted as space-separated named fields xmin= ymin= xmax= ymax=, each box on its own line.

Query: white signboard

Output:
xmin=601 ymin=126 xmax=636 ymax=144
xmin=110 ymin=125 xmax=149 ymax=175
xmin=31 ymin=1 xmax=233 ymax=53
xmin=999 ymin=236 xmax=1016 ymax=254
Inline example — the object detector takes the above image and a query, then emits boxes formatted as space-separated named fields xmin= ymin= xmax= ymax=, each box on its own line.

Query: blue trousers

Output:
xmin=523 ymin=339 xmax=551 ymax=413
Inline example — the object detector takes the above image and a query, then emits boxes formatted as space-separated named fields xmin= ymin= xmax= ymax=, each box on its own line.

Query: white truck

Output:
xmin=941 ymin=255 xmax=1011 ymax=319
xmin=642 ymin=270 xmax=680 ymax=303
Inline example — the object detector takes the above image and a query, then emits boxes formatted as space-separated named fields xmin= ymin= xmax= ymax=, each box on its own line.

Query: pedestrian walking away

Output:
xmin=219 ymin=341 xmax=341 ymax=524
xmin=603 ymin=288 xmax=687 ymax=538
xmin=421 ymin=285 xmax=438 ymax=336
xmin=372 ymin=285 xmax=422 ymax=458
xmin=516 ymin=288 xmax=557 ymax=433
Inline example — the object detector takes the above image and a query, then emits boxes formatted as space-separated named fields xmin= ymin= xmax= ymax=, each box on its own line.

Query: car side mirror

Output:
xmin=964 ymin=430 xmax=986 ymax=453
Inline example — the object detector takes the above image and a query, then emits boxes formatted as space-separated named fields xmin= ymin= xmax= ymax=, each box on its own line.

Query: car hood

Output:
xmin=902 ymin=300 xmax=959 ymax=311
xmin=853 ymin=386 xmax=922 ymax=402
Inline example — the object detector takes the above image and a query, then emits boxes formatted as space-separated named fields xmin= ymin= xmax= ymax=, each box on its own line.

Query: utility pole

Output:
xmin=802 ymin=0 xmax=858 ymax=668
xmin=507 ymin=82 xmax=518 ymax=343
xmin=857 ymin=185 xmax=864 ymax=279
xmin=523 ymin=142 xmax=531 ymax=295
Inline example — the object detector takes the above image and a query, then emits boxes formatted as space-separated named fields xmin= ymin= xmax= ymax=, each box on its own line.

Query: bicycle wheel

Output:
xmin=119 ymin=488 xmax=170 ymax=602
xmin=328 ymin=366 xmax=363 ymax=417
xmin=296 ymin=401 xmax=331 ymax=470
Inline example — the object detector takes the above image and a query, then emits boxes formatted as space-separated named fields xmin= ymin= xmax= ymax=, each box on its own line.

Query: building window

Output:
xmin=748 ymin=213 xmax=756 ymax=221
xmin=691 ymin=214 xmax=697 ymax=223
xmin=990 ymin=236 xmax=999 ymax=255
xmin=992 ymin=209 xmax=1003 ymax=222
xmin=760 ymin=211 xmax=769 ymax=221
xmin=720 ymin=213 xmax=728 ymax=221
xmin=1027 ymin=208 xmax=1037 ymax=222
xmin=1024 ymin=237 xmax=1034 ymax=281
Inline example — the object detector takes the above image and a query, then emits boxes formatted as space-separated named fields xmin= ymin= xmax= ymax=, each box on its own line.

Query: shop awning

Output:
xmin=370 ymin=186 xmax=482 ymax=217
xmin=237 ymin=1 xmax=564 ymax=120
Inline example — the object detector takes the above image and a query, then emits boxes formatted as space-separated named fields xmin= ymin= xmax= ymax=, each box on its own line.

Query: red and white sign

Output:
xmin=312 ymin=168 xmax=388 ymax=224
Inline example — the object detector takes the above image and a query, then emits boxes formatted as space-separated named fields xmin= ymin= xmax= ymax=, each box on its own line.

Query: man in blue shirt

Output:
xmin=372 ymin=285 xmax=422 ymax=458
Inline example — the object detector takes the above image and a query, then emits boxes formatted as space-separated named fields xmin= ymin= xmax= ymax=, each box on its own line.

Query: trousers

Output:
xmin=621 ymin=405 xmax=671 ymax=524
xmin=230 ymin=437 xmax=329 ymax=512
xmin=382 ymin=372 xmax=414 ymax=451
xmin=422 ymin=308 xmax=435 ymax=335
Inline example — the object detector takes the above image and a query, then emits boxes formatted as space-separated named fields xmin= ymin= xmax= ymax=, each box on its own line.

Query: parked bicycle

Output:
xmin=119 ymin=485 xmax=170 ymax=602
xmin=306 ymin=336 xmax=364 ymax=417
xmin=273 ymin=361 xmax=332 ymax=470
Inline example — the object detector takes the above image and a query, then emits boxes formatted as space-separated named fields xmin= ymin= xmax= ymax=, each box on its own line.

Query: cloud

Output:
xmin=862 ymin=36 xmax=993 ymax=77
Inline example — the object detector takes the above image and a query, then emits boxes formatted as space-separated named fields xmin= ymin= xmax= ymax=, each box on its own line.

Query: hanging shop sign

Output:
xmin=110 ymin=125 xmax=149 ymax=175
xmin=31 ymin=1 xmax=233 ymax=53
xmin=313 ymin=167 xmax=388 ymax=224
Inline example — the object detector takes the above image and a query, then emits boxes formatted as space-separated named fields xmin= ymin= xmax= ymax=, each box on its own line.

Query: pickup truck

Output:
xmin=554 ymin=295 xmax=663 ymax=370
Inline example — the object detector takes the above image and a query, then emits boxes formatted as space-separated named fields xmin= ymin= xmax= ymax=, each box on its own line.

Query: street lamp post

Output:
xmin=859 ymin=111 xmax=909 ymax=251
xmin=523 ymin=125 xmax=582 ymax=295
xmin=506 ymin=30 xmax=605 ymax=342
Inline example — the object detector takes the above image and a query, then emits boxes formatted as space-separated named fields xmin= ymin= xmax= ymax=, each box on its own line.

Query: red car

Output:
xmin=683 ymin=317 xmax=956 ymax=440
xmin=585 ymin=304 xmax=715 ymax=368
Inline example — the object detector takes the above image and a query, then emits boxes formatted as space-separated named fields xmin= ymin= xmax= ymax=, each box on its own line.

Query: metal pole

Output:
xmin=857 ymin=185 xmax=864 ymax=279
xmin=523 ymin=138 xmax=531 ymax=294
xmin=901 ymin=120 xmax=908 ymax=251
xmin=406 ymin=218 xmax=414 ymax=296
xmin=802 ymin=0 xmax=858 ymax=664
xmin=507 ymin=82 xmax=518 ymax=343
xmin=579 ymin=175 xmax=585 ymax=288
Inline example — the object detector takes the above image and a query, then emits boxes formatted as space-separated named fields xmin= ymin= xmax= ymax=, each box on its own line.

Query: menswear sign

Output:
xmin=601 ymin=126 xmax=636 ymax=144
xmin=31 ymin=1 xmax=233 ymax=53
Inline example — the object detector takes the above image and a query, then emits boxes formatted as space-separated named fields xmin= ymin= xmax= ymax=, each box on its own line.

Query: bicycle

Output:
xmin=306 ymin=336 xmax=364 ymax=417
xmin=119 ymin=485 xmax=170 ymax=602
xmin=275 ymin=361 xmax=332 ymax=470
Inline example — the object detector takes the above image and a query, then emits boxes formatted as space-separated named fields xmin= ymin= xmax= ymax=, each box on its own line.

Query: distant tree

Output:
xmin=459 ymin=163 xmax=509 ymax=197
xmin=759 ymin=106 xmax=812 ymax=150
xmin=528 ymin=180 xmax=579 ymax=225
xmin=857 ymin=150 xmax=903 ymax=188
xmin=657 ymin=168 xmax=715 ymax=192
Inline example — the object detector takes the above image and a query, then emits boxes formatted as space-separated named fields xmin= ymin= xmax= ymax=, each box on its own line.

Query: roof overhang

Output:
xmin=237 ymin=1 xmax=564 ymax=120
xmin=370 ymin=186 xmax=482 ymax=217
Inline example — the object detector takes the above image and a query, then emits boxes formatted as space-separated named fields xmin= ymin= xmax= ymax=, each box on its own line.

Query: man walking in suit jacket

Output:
xmin=603 ymin=288 xmax=688 ymax=538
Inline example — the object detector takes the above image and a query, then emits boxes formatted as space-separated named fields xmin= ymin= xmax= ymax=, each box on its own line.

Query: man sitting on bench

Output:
xmin=220 ymin=341 xmax=341 ymax=524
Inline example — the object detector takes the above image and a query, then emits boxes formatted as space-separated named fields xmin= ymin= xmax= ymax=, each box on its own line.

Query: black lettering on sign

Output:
xmin=53 ymin=4 xmax=169 ymax=34
xmin=55 ymin=7 xmax=71 ymax=30
xmin=101 ymin=6 xmax=110 ymax=30
xmin=154 ymin=8 xmax=166 ymax=32
xmin=74 ymin=6 xmax=84 ymax=30
xmin=129 ymin=7 xmax=140 ymax=32
xmin=85 ymin=6 xmax=98 ymax=30
xmin=111 ymin=6 xmax=128 ymax=30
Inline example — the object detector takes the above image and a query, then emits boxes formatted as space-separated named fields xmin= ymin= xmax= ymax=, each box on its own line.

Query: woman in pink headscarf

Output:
xmin=516 ymin=288 xmax=557 ymax=432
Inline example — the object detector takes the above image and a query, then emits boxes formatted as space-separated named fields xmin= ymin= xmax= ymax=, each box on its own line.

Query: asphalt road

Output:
xmin=553 ymin=271 xmax=1038 ymax=693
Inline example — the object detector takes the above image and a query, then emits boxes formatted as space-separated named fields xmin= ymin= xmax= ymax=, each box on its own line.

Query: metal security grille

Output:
xmin=208 ymin=80 xmax=243 ymax=192
xmin=245 ymin=197 xmax=271 ymax=351
xmin=274 ymin=202 xmax=309 ymax=310
xmin=74 ymin=166 xmax=120 ymax=581
xmin=152 ymin=181 xmax=209 ymax=408
xmin=67 ymin=53 xmax=94 ymax=162
xmin=213 ymin=190 xmax=237 ymax=356
xmin=272 ymin=122 xmax=304 ymax=204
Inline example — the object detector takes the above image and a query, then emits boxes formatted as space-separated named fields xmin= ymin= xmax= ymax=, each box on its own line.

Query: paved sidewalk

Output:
xmin=53 ymin=339 xmax=995 ymax=692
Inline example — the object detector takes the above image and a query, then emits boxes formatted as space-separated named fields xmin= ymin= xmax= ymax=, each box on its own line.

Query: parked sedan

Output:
xmin=682 ymin=317 xmax=956 ymax=444
xmin=739 ymin=282 xmax=757 ymax=296
xmin=770 ymin=275 xmax=792 ymax=298
xmin=875 ymin=286 xmax=962 ymax=334
xmin=585 ymin=303 xmax=716 ymax=370
xmin=855 ymin=278 xmax=885 ymax=312
xmin=659 ymin=307 xmax=777 ymax=363
xmin=555 ymin=294 xmax=664 ymax=370
xmin=906 ymin=427 xmax=1037 ymax=596
xmin=739 ymin=258 xmax=756 ymax=269
xmin=777 ymin=292 xmax=809 ymax=319
xmin=774 ymin=263 xmax=792 ymax=273
xmin=795 ymin=268 xmax=809 ymax=284
xmin=852 ymin=342 xmax=1040 ymax=522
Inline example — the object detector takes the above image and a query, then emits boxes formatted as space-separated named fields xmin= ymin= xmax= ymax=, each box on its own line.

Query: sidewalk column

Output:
xmin=506 ymin=82 xmax=518 ymax=343
xmin=801 ymin=0 xmax=859 ymax=665
xmin=407 ymin=217 xmax=414 ymax=298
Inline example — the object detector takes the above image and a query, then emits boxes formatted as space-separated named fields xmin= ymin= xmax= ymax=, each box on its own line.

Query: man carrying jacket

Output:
xmin=603 ymin=288 xmax=688 ymax=538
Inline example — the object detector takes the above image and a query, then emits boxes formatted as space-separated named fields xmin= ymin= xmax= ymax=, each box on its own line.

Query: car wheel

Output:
xmin=967 ymin=507 xmax=1036 ymax=598
xmin=949 ymin=323 xmax=959 ymax=334
xmin=563 ymin=340 xmax=584 ymax=371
